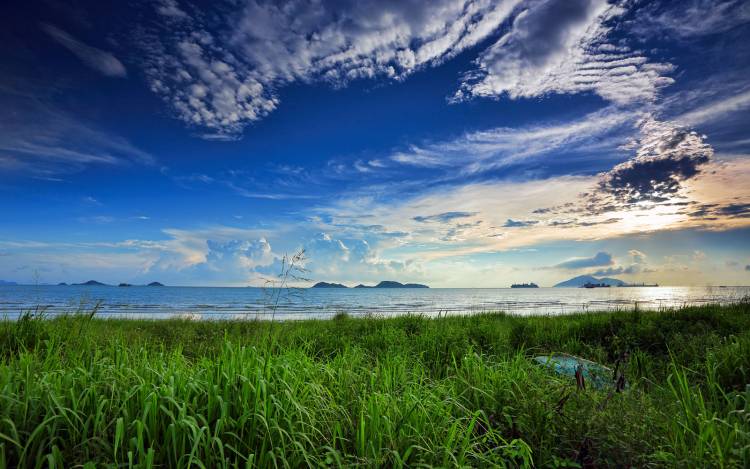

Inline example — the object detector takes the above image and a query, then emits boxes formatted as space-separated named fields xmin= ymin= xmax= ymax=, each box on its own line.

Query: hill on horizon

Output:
xmin=554 ymin=275 xmax=625 ymax=288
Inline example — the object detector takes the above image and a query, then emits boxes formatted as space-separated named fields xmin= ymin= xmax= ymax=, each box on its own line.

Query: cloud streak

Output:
xmin=41 ymin=23 xmax=127 ymax=77
xmin=0 ymin=94 xmax=154 ymax=176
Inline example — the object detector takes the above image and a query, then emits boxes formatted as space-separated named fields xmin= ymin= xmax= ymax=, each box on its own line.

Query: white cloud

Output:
xmin=302 ymin=233 xmax=422 ymax=284
xmin=156 ymin=0 xmax=189 ymax=19
xmin=41 ymin=23 xmax=127 ymax=78
xmin=455 ymin=0 xmax=674 ymax=105
xmin=314 ymin=156 xmax=750 ymax=264
xmin=136 ymin=0 xmax=686 ymax=135
xmin=140 ymin=0 xmax=523 ymax=136
xmin=629 ymin=249 xmax=646 ymax=264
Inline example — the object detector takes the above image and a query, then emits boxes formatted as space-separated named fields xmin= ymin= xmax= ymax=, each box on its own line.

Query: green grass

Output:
xmin=0 ymin=303 xmax=749 ymax=467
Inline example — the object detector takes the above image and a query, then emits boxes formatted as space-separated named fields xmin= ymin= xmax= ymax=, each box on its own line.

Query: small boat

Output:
xmin=534 ymin=353 xmax=617 ymax=390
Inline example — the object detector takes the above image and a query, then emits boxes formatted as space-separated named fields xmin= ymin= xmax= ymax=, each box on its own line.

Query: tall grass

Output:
xmin=0 ymin=303 xmax=748 ymax=467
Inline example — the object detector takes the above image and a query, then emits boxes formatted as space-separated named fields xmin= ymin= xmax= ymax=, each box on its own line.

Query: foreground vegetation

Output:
xmin=1 ymin=303 xmax=749 ymax=467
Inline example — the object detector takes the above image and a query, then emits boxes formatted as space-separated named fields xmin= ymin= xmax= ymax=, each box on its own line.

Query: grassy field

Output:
xmin=0 ymin=303 xmax=749 ymax=467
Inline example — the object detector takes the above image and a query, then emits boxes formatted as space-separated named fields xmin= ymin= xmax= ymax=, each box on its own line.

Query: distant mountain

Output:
xmin=118 ymin=283 xmax=133 ymax=287
xmin=73 ymin=280 xmax=108 ymax=286
xmin=57 ymin=282 xmax=68 ymax=286
xmin=511 ymin=282 xmax=538 ymax=288
xmin=355 ymin=281 xmax=429 ymax=289
xmin=554 ymin=275 xmax=625 ymax=288
xmin=0 ymin=280 xmax=17 ymax=286
xmin=147 ymin=282 xmax=165 ymax=287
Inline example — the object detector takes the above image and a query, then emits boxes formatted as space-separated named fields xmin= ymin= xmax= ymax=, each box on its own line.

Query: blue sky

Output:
xmin=1 ymin=0 xmax=749 ymax=286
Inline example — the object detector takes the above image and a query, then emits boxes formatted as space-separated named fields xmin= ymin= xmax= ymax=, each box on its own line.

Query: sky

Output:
xmin=1 ymin=0 xmax=749 ymax=287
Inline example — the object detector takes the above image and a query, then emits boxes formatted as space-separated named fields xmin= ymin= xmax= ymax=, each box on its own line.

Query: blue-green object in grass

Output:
xmin=534 ymin=353 xmax=615 ymax=390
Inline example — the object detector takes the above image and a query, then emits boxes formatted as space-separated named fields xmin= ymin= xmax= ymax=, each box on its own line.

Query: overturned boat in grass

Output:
xmin=534 ymin=353 xmax=626 ymax=391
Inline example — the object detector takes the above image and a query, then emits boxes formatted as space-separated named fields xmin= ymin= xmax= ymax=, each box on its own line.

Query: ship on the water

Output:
xmin=619 ymin=283 xmax=659 ymax=287
xmin=511 ymin=282 xmax=539 ymax=288
xmin=581 ymin=282 xmax=611 ymax=288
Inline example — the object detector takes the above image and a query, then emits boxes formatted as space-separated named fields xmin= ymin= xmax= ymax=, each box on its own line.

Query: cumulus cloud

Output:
xmin=41 ymin=24 xmax=127 ymax=77
xmin=629 ymin=249 xmax=646 ymax=264
xmin=455 ymin=0 xmax=674 ymax=105
xmin=555 ymin=251 xmax=613 ymax=269
xmin=303 ymin=233 xmax=421 ymax=283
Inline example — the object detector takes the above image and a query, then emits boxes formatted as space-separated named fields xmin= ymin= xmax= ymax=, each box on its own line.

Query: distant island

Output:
xmin=355 ymin=281 xmax=429 ymax=289
xmin=511 ymin=282 xmax=538 ymax=288
xmin=62 ymin=280 xmax=165 ymax=287
xmin=0 ymin=280 xmax=18 ymax=286
xmin=554 ymin=275 xmax=625 ymax=288
xmin=311 ymin=282 xmax=348 ymax=288
xmin=312 ymin=280 xmax=429 ymax=289
xmin=73 ymin=280 xmax=108 ymax=286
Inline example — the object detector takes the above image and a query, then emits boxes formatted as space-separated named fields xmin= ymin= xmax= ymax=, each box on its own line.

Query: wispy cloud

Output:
xmin=41 ymin=23 xmax=127 ymax=77
xmin=632 ymin=0 xmax=750 ymax=39
xmin=673 ymin=89 xmax=750 ymax=127
xmin=385 ymin=106 xmax=637 ymax=176
xmin=0 ymin=96 xmax=154 ymax=177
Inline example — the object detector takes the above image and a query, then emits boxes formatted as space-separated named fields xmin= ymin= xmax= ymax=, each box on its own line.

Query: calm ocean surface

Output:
xmin=1 ymin=285 xmax=748 ymax=320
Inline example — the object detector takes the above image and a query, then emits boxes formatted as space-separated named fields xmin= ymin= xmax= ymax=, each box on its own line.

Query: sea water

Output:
xmin=1 ymin=285 xmax=748 ymax=320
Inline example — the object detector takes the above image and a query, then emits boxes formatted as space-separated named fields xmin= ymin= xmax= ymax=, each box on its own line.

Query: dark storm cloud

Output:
xmin=503 ymin=219 xmax=539 ymax=228
xmin=717 ymin=203 xmax=750 ymax=218
xmin=591 ymin=265 xmax=640 ymax=276
xmin=597 ymin=122 xmax=712 ymax=205
xmin=682 ymin=202 xmax=750 ymax=220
